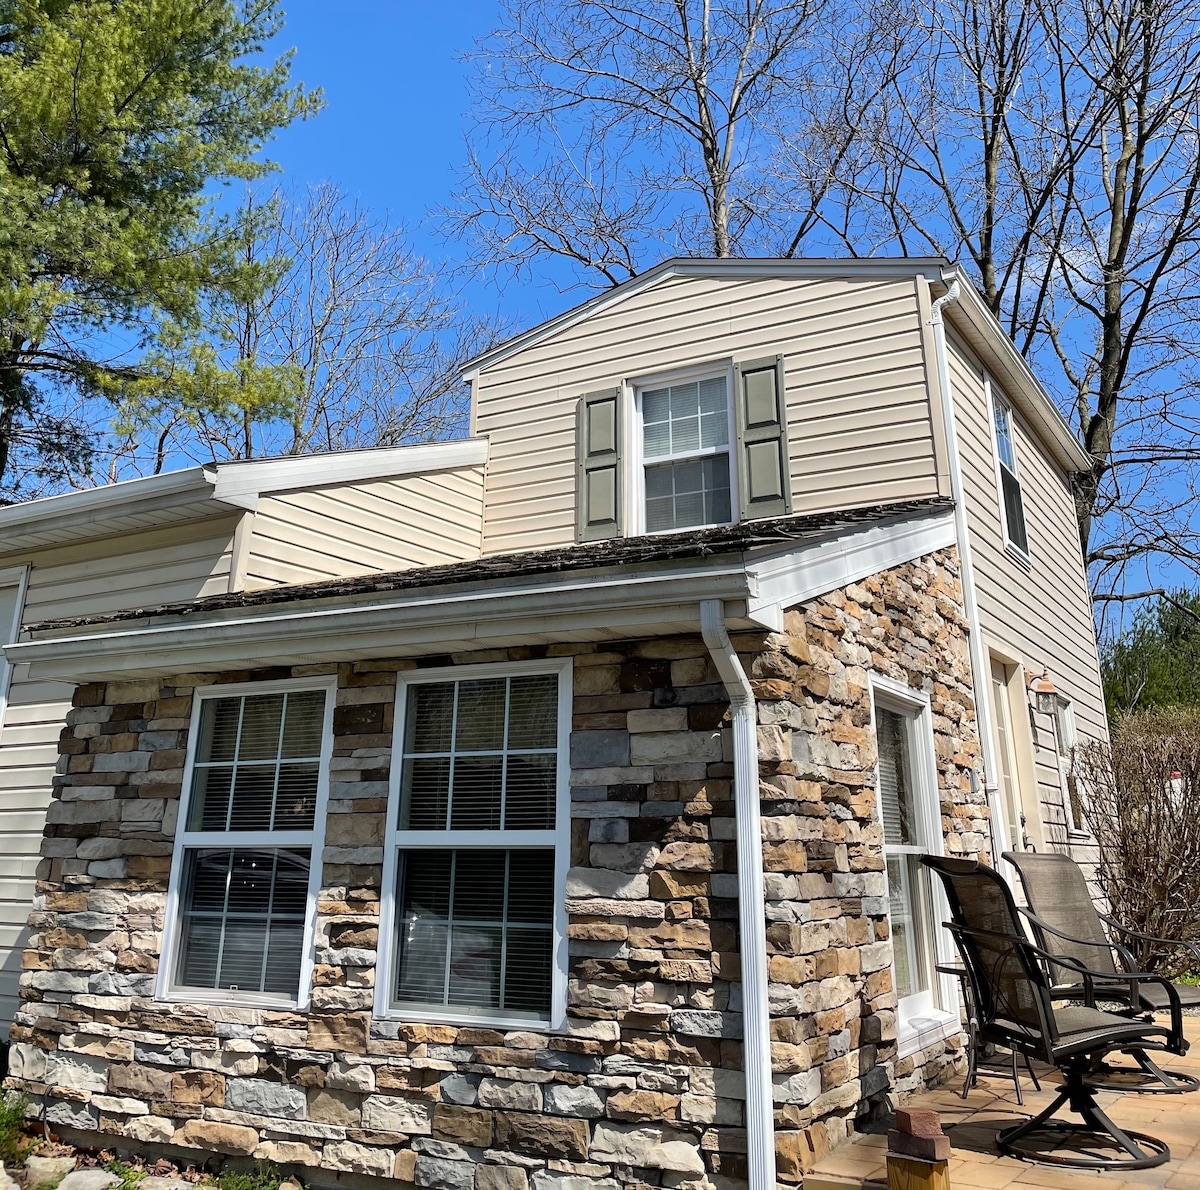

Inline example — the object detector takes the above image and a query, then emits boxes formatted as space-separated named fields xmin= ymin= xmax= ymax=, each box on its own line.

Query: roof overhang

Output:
xmin=9 ymin=504 xmax=957 ymax=683
xmin=0 ymin=439 xmax=489 ymax=553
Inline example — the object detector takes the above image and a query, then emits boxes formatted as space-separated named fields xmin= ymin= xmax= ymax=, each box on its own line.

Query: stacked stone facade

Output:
xmin=7 ymin=547 xmax=986 ymax=1187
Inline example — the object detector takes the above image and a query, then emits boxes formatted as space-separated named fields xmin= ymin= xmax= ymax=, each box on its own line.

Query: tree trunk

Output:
xmin=0 ymin=353 xmax=25 ymax=497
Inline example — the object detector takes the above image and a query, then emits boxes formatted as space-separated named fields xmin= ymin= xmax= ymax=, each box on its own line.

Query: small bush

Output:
xmin=0 ymin=1091 xmax=33 ymax=1167
xmin=1075 ymin=707 xmax=1200 ymax=972
xmin=104 ymin=1161 xmax=147 ymax=1190
xmin=217 ymin=1163 xmax=284 ymax=1190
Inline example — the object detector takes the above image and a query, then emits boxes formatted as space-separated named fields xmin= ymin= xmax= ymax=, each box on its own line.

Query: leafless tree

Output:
xmin=849 ymin=0 xmax=1200 ymax=605
xmin=445 ymin=0 xmax=912 ymax=287
xmin=118 ymin=183 xmax=498 ymax=468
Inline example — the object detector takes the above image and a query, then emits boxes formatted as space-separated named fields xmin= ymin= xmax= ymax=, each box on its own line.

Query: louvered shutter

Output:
xmin=576 ymin=388 xmax=622 ymax=540
xmin=734 ymin=355 xmax=792 ymax=521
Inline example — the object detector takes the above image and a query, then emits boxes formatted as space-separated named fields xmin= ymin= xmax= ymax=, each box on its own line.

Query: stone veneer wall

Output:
xmin=7 ymin=547 xmax=986 ymax=1189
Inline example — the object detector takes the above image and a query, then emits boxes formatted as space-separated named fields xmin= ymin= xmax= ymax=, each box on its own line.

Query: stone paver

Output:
xmin=811 ymin=1017 xmax=1200 ymax=1190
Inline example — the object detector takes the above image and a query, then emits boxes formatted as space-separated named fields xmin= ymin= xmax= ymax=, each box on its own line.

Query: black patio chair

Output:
xmin=921 ymin=854 xmax=1185 ymax=1169
xmin=1003 ymin=849 xmax=1199 ymax=1093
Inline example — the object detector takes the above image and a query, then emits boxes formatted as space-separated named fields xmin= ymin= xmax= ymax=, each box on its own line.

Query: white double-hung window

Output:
xmin=871 ymin=676 xmax=959 ymax=1055
xmin=638 ymin=371 xmax=734 ymax=532
xmin=162 ymin=679 xmax=333 ymax=1005
xmin=379 ymin=660 xmax=570 ymax=1028
xmin=990 ymin=385 xmax=1029 ymax=557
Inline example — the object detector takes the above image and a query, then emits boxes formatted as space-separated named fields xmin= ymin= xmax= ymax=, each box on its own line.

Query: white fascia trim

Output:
xmin=460 ymin=256 xmax=950 ymax=380
xmin=0 ymin=467 xmax=214 ymax=539
xmin=209 ymin=438 xmax=489 ymax=510
xmin=940 ymin=269 xmax=1090 ymax=474
xmin=746 ymin=509 xmax=958 ymax=629
xmin=11 ymin=560 xmax=758 ymax=682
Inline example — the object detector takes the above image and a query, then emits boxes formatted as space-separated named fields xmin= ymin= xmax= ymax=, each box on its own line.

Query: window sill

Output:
xmin=1003 ymin=541 xmax=1032 ymax=570
xmin=897 ymin=1007 xmax=962 ymax=1060
xmin=377 ymin=1003 xmax=559 ymax=1032
xmin=155 ymin=987 xmax=304 ymax=1011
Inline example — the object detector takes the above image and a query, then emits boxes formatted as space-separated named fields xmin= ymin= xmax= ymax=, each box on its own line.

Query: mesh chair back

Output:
xmin=921 ymin=855 xmax=1053 ymax=1039
xmin=1003 ymin=851 xmax=1118 ymax=977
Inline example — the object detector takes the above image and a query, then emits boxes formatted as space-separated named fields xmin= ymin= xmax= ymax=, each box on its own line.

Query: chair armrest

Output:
xmin=1098 ymin=913 xmax=1200 ymax=968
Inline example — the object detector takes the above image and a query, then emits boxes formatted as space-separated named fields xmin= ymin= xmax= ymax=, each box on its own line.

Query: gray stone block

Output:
xmin=569 ymin=731 xmax=630 ymax=768
xmin=415 ymin=1157 xmax=475 ymax=1190
xmin=225 ymin=1077 xmax=307 ymax=1120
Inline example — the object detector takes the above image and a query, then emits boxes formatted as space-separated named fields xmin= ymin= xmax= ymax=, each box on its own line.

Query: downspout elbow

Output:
xmin=699 ymin=599 xmax=775 ymax=1190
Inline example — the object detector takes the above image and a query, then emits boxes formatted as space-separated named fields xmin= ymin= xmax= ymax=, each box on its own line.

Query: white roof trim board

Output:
xmin=9 ymin=505 xmax=957 ymax=682
xmin=0 ymin=438 xmax=490 ymax=541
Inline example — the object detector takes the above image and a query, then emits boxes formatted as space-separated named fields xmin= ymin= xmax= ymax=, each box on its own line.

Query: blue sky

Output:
xmin=263 ymin=0 xmax=567 ymax=330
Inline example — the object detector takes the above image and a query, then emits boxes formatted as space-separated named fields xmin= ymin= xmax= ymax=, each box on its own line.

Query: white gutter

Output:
xmin=699 ymin=599 xmax=775 ymax=1190
xmin=928 ymin=283 xmax=1003 ymax=858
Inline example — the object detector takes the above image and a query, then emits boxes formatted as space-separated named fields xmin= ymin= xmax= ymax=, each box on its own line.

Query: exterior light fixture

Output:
xmin=1029 ymin=667 xmax=1057 ymax=716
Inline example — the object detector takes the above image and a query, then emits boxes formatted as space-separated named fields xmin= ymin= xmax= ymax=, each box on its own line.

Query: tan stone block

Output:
xmin=307 ymin=1012 xmax=369 ymax=1053
xmin=394 ymin=1150 xmax=418 ymax=1182
xmin=253 ymin=1140 xmax=321 ymax=1166
xmin=493 ymin=1111 xmax=589 ymax=1159
xmin=649 ymin=871 xmax=709 ymax=898
xmin=763 ymin=841 xmax=808 ymax=873
xmin=627 ymin=919 xmax=712 ymax=951
xmin=476 ymin=1167 xmax=527 ymax=1190
xmin=433 ymin=1104 xmax=493 ymax=1147
xmin=109 ymin=1062 xmax=172 ymax=1100
xmin=606 ymin=1089 xmax=680 ymax=1121
xmin=174 ymin=1119 xmax=257 ymax=1156
xmin=171 ymin=1069 xmax=224 ymax=1106
xmin=307 ymin=1086 xmax=362 ymax=1126
xmin=655 ymin=842 xmax=716 ymax=871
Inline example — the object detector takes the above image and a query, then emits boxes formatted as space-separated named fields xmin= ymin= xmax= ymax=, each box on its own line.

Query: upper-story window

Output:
xmin=991 ymin=388 xmax=1029 ymax=556
xmin=162 ymin=679 xmax=333 ymax=1006
xmin=576 ymin=356 xmax=793 ymax=541
xmin=640 ymin=373 xmax=733 ymax=532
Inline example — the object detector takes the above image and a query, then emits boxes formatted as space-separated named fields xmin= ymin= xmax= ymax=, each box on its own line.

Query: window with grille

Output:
xmin=992 ymin=392 xmax=1029 ymax=556
xmin=166 ymin=682 xmax=331 ymax=1003
xmin=385 ymin=665 xmax=566 ymax=1025
xmin=639 ymin=374 xmax=733 ymax=532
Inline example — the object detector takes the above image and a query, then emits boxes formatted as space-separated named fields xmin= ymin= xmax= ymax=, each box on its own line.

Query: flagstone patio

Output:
xmin=808 ymin=1018 xmax=1200 ymax=1190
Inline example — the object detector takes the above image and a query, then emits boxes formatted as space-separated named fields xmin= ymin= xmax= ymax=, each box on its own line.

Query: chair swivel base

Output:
xmin=997 ymin=1071 xmax=1170 ymax=1170
xmin=1085 ymin=1047 xmax=1200 ymax=1095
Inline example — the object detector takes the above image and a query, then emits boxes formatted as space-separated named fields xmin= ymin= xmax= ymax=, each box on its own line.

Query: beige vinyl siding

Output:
xmin=242 ymin=468 xmax=485 ymax=589
xmin=0 ymin=517 xmax=239 ymax=1031
xmin=475 ymin=273 xmax=945 ymax=555
xmin=946 ymin=328 xmax=1105 ymax=849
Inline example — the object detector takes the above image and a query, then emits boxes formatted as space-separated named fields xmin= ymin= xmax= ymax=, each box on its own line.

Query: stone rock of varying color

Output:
xmin=590 ymin=1121 xmax=706 ymax=1173
xmin=361 ymin=1095 xmax=434 ymax=1135
xmin=23 ymin=1156 xmax=76 ymax=1187
xmin=541 ymin=1083 xmax=605 ymax=1119
xmin=476 ymin=1168 xmax=529 ymax=1190
xmin=56 ymin=1171 xmax=121 ymax=1190
xmin=439 ymin=1074 xmax=479 ymax=1106
xmin=225 ymin=1077 xmax=307 ymax=1120
xmin=174 ymin=1120 xmax=258 ymax=1156
xmin=415 ymin=1156 xmax=475 ymax=1190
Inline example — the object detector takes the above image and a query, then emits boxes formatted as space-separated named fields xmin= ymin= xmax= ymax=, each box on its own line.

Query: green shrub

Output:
xmin=216 ymin=1162 xmax=285 ymax=1190
xmin=104 ymin=1161 xmax=147 ymax=1190
xmin=0 ymin=1092 xmax=33 ymax=1167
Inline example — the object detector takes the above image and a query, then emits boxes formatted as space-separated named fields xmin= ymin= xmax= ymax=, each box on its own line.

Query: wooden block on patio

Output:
xmin=886 ymin=1152 xmax=952 ymax=1190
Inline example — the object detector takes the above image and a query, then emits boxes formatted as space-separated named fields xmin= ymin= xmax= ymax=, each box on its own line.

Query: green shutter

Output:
xmin=734 ymin=355 xmax=792 ymax=521
xmin=577 ymin=388 xmax=623 ymax=540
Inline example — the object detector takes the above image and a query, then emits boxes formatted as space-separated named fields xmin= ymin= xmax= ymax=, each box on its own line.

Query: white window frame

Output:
xmin=158 ymin=675 xmax=335 ymax=1009
xmin=1052 ymin=695 xmax=1088 ymax=836
xmin=627 ymin=360 xmax=739 ymax=536
xmin=376 ymin=658 xmax=572 ymax=1031
xmin=0 ymin=565 xmax=29 ymax=741
xmin=869 ymin=673 xmax=960 ymax=1059
xmin=986 ymin=377 xmax=1030 ymax=565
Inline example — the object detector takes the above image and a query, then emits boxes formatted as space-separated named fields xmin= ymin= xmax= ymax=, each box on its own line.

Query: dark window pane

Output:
xmin=402 ymin=757 xmax=451 ymax=829
xmin=394 ymin=849 xmax=553 ymax=1018
xmin=1002 ymin=468 xmax=1028 ymax=553
xmin=450 ymin=756 xmax=503 ymax=830
xmin=282 ymin=690 xmax=326 ymax=757
xmin=505 ymin=754 xmax=556 ymax=829
xmin=238 ymin=695 xmax=285 ymax=760
xmin=407 ymin=684 xmax=454 ymax=753
xmin=507 ymin=675 xmax=558 ymax=749
xmin=455 ymin=679 xmax=506 ymax=751
xmin=275 ymin=763 xmax=319 ymax=830
xmin=197 ymin=699 xmax=240 ymax=763
xmin=228 ymin=766 xmax=275 ymax=831
xmin=176 ymin=848 xmax=309 ymax=997
xmin=190 ymin=766 xmax=234 ymax=831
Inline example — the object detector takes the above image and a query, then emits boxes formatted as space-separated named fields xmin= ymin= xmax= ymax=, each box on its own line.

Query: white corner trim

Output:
xmin=746 ymin=509 xmax=957 ymax=627
xmin=209 ymin=438 xmax=489 ymax=510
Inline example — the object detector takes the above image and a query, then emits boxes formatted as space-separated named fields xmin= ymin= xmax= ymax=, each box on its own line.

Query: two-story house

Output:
xmin=2 ymin=259 xmax=1102 ymax=1190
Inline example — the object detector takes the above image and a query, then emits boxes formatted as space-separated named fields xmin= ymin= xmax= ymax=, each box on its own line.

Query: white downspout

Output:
xmin=928 ymin=281 xmax=1003 ymax=859
xmin=699 ymin=599 xmax=775 ymax=1190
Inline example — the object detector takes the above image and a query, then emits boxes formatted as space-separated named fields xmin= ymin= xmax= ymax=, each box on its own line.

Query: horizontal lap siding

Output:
xmin=475 ymin=274 xmax=943 ymax=554
xmin=0 ymin=519 xmax=240 ymax=1031
xmin=243 ymin=468 xmax=485 ymax=588
xmin=947 ymin=330 xmax=1105 ymax=849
